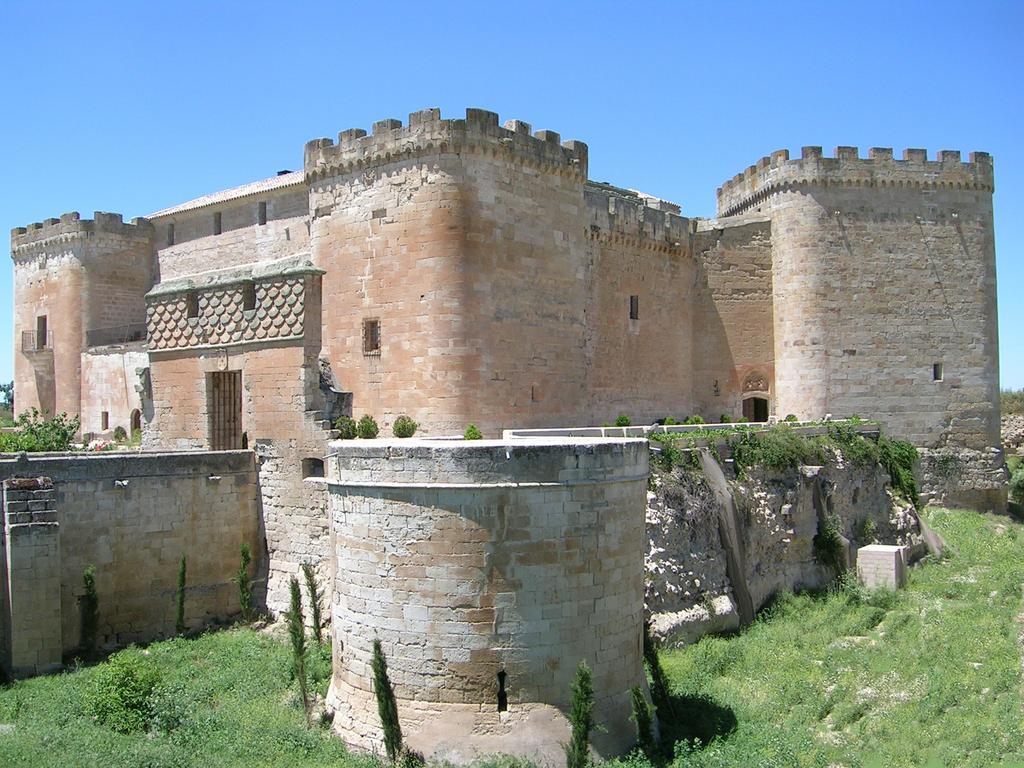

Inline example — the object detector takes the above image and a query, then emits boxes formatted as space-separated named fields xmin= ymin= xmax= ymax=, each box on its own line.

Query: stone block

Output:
xmin=857 ymin=544 xmax=907 ymax=590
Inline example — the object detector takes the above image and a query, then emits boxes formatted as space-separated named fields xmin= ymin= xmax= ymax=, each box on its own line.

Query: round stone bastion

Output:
xmin=324 ymin=437 xmax=650 ymax=766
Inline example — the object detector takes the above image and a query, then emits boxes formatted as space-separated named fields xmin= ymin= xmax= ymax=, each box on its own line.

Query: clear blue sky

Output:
xmin=1 ymin=0 xmax=1021 ymax=387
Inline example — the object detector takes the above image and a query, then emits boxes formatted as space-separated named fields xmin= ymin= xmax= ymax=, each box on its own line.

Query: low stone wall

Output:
xmin=0 ymin=451 xmax=259 ymax=676
xmin=918 ymin=446 xmax=1007 ymax=513
xmin=646 ymin=453 xmax=922 ymax=646
xmin=1003 ymin=415 xmax=1024 ymax=456
xmin=325 ymin=438 xmax=649 ymax=766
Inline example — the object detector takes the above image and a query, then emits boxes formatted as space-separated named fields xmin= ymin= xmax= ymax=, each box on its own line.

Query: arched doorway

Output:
xmin=130 ymin=409 xmax=142 ymax=435
xmin=741 ymin=371 xmax=771 ymax=423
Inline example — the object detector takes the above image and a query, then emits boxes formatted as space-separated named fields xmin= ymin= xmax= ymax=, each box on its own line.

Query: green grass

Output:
xmin=0 ymin=628 xmax=362 ymax=768
xmin=0 ymin=406 xmax=13 ymax=428
xmin=629 ymin=509 xmax=1024 ymax=768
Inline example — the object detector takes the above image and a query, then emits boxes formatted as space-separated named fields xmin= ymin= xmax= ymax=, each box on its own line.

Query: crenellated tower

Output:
xmin=716 ymin=146 xmax=1000 ymax=507
xmin=10 ymin=213 xmax=155 ymax=424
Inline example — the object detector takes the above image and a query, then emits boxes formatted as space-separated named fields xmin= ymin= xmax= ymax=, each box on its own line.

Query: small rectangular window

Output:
xmin=372 ymin=208 xmax=387 ymax=220
xmin=36 ymin=315 xmax=48 ymax=349
xmin=167 ymin=223 xmax=175 ymax=246
xmin=242 ymin=282 xmax=256 ymax=311
xmin=629 ymin=295 xmax=639 ymax=320
xmin=257 ymin=202 xmax=267 ymax=226
xmin=362 ymin=319 xmax=381 ymax=355
xmin=933 ymin=362 xmax=944 ymax=382
xmin=186 ymin=292 xmax=200 ymax=319
xmin=101 ymin=411 xmax=109 ymax=431
xmin=213 ymin=211 xmax=222 ymax=235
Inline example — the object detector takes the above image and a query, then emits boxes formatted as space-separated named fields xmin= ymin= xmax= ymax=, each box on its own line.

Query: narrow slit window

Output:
xmin=497 ymin=670 xmax=508 ymax=712
xmin=932 ymin=362 xmax=944 ymax=382
xmin=363 ymin=319 xmax=381 ymax=355
xmin=186 ymin=292 xmax=200 ymax=319
xmin=36 ymin=315 xmax=48 ymax=349
xmin=257 ymin=201 xmax=267 ymax=226
xmin=213 ymin=211 xmax=222 ymax=235
xmin=242 ymin=282 xmax=257 ymax=311
xmin=101 ymin=411 xmax=109 ymax=431
xmin=167 ymin=223 xmax=175 ymax=246
xmin=629 ymin=295 xmax=639 ymax=320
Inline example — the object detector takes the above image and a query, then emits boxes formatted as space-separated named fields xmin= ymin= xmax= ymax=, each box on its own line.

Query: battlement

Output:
xmin=11 ymin=211 xmax=153 ymax=257
xmin=584 ymin=183 xmax=690 ymax=252
xmin=716 ymin=147 xmax=995 ymax=217
xmin=304 ymin=107 xmax=588 ymax=180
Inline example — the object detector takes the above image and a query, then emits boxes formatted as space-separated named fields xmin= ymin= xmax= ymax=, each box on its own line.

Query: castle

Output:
xmin=6 ymin=107 xmax=1003 ymax=760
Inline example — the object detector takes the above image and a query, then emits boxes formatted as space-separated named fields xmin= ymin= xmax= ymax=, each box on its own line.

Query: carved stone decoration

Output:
xmin=743 ymin=371 xmax=769 ymax=393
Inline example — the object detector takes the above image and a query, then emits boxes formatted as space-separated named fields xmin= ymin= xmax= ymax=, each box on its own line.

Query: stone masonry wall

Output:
xmin=325 ymin=438 xmax=649 ymax=765
xmin=0 ymin=451 xmax=259 ymax=654
xmin=80 ymin=343 xmax=148 ymax=438
xmin=691 ymin=216 xmax=774 ymax=420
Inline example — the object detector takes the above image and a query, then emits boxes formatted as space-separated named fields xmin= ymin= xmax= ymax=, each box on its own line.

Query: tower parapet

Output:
xmin=11 ymin=211 xmax=153 ymax=259
xmin=304 ymin=107 xmax=588 ymax=181
xmin=716 ymin=147 xmax=994 ymax=217
xmin=584 ymin=183 xmax=690 ymax=253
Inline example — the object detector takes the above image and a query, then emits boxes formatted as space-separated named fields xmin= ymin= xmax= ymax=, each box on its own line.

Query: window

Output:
xmin=213 ymin=211 xmax=222 ymax=235
xmin=629 ymin=295 xmax=639 ymax=320
xmin=36 ymin=315 xmax=48 ymax=350
xmin=497 ymin=670 xmax=508 ymax=712
xmin=101 ymin=411 xmax=109 ymax=431
xmin=372 ymin=208 xmax=387 ymax=219
xmin=933 ymin=362 xmax=944 ymax=382
xmin=362 ymin=319 xmax=381 ymax=355
xmin=242 ymin=282 xmax=257 ymax=311
xmin=302 ymin=458 xmax=325 ymax=478
xmin=167 ymin=223 xmax=175 ymax=247
xmin=186 ymin=292 xmax=200 ymax=319
xmin=257 ymin=201 xmax=267 ymax=226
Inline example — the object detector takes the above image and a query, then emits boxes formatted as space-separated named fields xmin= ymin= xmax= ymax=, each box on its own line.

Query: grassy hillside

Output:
xmin=638 ymin=508 xmax=1024 ymax=768
xmin=1 ymin=509 xmax=1021 ymax=767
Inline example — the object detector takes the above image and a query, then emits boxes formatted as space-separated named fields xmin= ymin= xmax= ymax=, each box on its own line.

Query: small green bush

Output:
xmin=615 ymin=414 xmax=631 ymax=427
xmin=663 ymin=417 xmax=679 ymax=425
xmin=301 ymin=562 xmax=324 ymax=645
xmin=719 ymin=414 xmax=732 ymax=423
xmin=392 ymin=415 xmax=418 ymax=438
xmin=357 ymin=415 xmax=379 ymax=439
xmin=878 ymin=435 xmax=919 ymax=507
xmin=814 ymin=513 xmax=846 ymax=572
xmin=1010 ymin=467 xmax=1024 ymax=505
xmin=464 ymin=424 xmax=483 ymax=440
xmin=730 ymin=425 xmax=824 ymax=475
xmin=334 ymin=415 xmax=357 ymax=440
xmin=855 ymin=517 xmax=878 ymax=544
xmin=784 ymin=414 xmax=798 ymax=422
xmin=234 ymin=543 xmax=253 ymax=621
xmin=79 ymin=565 xmax=99 ymax=657
xmin=827 ymin=421 xmax=880 ymax=467
xmin=88 ymin=651 xmax=160 ymax=734
xmin=0 ymin=409 xmax=80 ymax=453
xmin=113 ymin=425 xmax=127 ymax=441
xmin=684 ymin=415 xmax=705 ymax=425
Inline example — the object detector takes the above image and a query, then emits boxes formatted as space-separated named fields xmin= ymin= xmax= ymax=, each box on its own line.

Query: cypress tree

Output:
xmin=372 ymin=638 xmax=403 ymax=762
xmin=235 ymin=542 xmax=253 ymax=621
xmin=565 ymin=661 xmax=595 ymax=768
xmin=79 ymin=565 xmax=99 ymax=658
xmin=301 ymin=562 xmax=323 ymax=645
xmin=629 ymin=685 xmax=656 ymax=757
xmin=175 ymin=554 xmax=187 ymax=635
xmin=287 ymin=576 xmax=309 ymax=718
xmin=643 ymin=622 xmax=676 ymax=720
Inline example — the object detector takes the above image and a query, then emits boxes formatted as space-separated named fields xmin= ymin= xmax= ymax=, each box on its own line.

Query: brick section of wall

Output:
xmin=0 ymin=452 xmax=259 ymax=655
xmin=325 ymin=438 xmax=649 ymax=764
xmin=1 ymin=477 xmax=62 ymax=678
xmin=692 ymin=216 xmax=774 ymax=420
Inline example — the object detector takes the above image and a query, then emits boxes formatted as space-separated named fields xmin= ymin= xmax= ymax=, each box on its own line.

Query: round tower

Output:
xmin=716 ymin=147 xmax=998 ymax=452
xmin=324 ymin=437 xmax=649 ymax=765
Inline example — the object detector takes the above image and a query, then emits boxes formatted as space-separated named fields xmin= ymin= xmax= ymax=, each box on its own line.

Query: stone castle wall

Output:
xmin=0 ymin=451 xmax=259 ymax=675
xmin=80 ymin=342 xmax=148 ymax=438
xmin=325 ymin=438 xmax=648 ymax=765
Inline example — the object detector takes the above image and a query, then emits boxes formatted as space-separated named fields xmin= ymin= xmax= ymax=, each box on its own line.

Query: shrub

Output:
xmin=878 ymin=435 xmax=919 ymax=507
xmin=736 ymin=416 xmax=750 ymax=423
xmin=0 ymin=409 xmax=80 ymax=453
xmin=565 ymin=661 xmax=595 ymax=768
xmin=234 ymin=543 xmax=253 ymax=622
xmin=663 ymin=417 xmax=679 ymax=425
xmin=730 ymin=425 xmax=823 ymax=475
xmin=372 ymin=639 xmax=403 ymax=763
xmin=79 ymin=565 xmax=99 ymax=657
xmin=334 ymin=415 xmax=357 ymax=440
xmin=719 ymin=414 xmax=732 ymax=423
xmin=814 ymin=513 xmax=846 ymax=572
xmin=1010 ymin=467 xmax=1024 ymax=505
xmin=88 ymin=651 xmax=160 ymax=734
xmin=130 ymin=427 xmax=142 ymax=445
xmin=615 ymin=414 xmax=631 ymax=427
xmin=357 ymin=415 xmax=379 ymax=439
xmin=643 ymin=623 xmax=676 ymax=721
xmin=855 ymin=517 xmax=878 ymax=544
xmin=684 ymin=415 xmax=705 ymax=425
xmin=113 ymin=425 xmax=127 ymax=441
xmin=287 ymin=577 xmax=309 ymax=718
xmin=392 ymin=415 xmax=418 ymax=438
xmin=629 ymin=685 xmax=656 ymax=757
xmin=175 ymin=555 xmax=187 ymax=635
xmin=301 ymin=562 xmax=324 ymax=645
xmin=464 ymin=424 xmax=483 ymax=440
xmin=827 ymin=421 xmax=880 ymax=467
xmin=652 ymin=438 xmax=682 ymax=471
xmin=784 ymin=414 xmax=798 ymax=422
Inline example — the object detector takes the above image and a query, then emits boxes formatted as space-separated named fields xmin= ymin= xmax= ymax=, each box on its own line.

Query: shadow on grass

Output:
xmin=657 ymin=692 xmax=738 ymax=757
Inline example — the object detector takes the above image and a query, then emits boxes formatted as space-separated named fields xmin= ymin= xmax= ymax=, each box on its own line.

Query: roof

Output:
xmin=146 ymin=253 xmax=323 ymax=298
xmin=147 ymin=171 xmax=305 ymax=219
